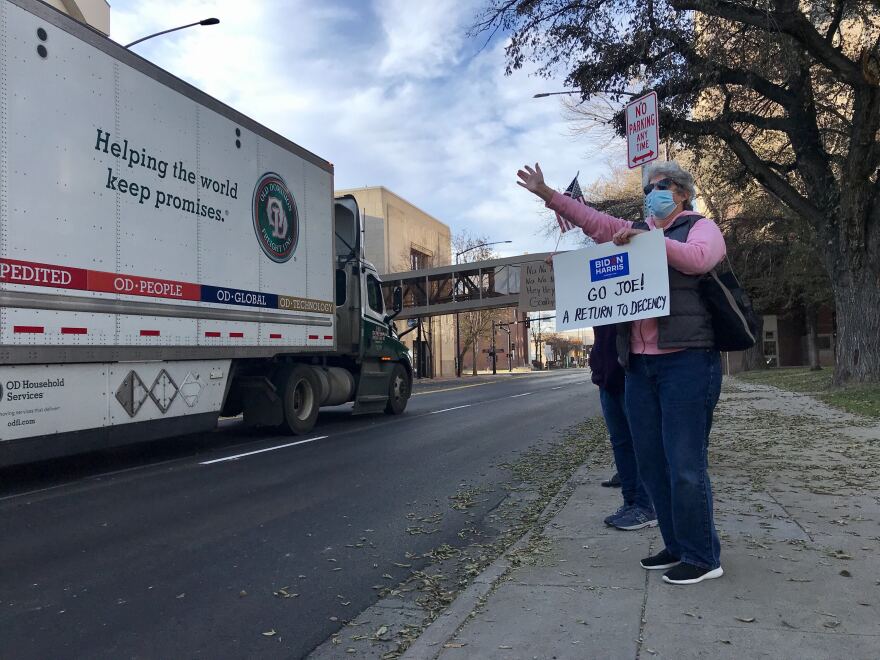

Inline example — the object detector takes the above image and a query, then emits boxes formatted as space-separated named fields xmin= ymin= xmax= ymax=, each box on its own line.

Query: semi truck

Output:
xmin=0 ymin=0 xmax=413 ymax=467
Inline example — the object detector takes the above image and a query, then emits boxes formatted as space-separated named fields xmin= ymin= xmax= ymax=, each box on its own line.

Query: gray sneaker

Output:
xmin=603 ymin=504 xmax=630 ymax=527
xmin=612 ymin=506 xmax=657 ymax=531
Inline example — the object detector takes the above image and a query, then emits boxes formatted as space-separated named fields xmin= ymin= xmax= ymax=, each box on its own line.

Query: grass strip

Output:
xmin=737 ymin=367 xmax=880 ymax=418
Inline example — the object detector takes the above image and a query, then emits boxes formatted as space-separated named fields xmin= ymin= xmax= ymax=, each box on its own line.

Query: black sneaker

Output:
xmin=640 ymin=549 xmax=680 ymax=570
xmin=662 ymin=563 xmax=724 ymax=585
xmin=601 ymin=473 xmax=621 ymax=488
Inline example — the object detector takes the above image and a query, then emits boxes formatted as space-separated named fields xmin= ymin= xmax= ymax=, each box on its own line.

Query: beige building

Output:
xmin=47 ymin=0 xmax=110 ymax=34
xmin=336 ymin=186 xmax=456 ymax=378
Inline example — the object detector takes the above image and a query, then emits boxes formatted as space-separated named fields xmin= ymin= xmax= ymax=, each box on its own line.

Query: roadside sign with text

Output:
xmin=626 ymin=91 xmax=659 ymax=169
xmin=553 ymin=230 xmax=670 ymax=331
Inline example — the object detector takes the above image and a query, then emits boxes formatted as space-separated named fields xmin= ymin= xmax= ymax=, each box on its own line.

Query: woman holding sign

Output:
xmin=518 ymin=160 xmax=726 ymax=586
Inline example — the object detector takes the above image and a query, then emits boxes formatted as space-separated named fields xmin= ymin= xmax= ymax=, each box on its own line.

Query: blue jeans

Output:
xmin=599 ymin=387 xmax=652 ymax=511
xmin=625 ymin=349 xmax=722 ymax=569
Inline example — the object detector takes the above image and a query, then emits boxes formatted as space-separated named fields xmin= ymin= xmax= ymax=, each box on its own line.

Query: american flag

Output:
xmin=555 ymin=173 xmax=584 ymax=233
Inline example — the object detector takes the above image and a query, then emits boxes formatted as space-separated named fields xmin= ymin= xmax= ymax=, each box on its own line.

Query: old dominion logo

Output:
xmin=252 ymin=173 xmax=298 ymax=262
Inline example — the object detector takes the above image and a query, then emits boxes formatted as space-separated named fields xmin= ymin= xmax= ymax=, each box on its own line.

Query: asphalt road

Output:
xmin=0 ymin=369 xmax=601 ymax=659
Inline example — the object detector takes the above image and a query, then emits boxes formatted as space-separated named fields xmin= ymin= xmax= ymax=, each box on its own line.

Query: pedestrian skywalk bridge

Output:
xmin=380 ymin=252 xmax=553 ymax=319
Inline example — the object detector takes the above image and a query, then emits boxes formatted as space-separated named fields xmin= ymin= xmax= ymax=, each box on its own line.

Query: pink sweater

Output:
xmin=547 ymin=192 xmax=726 ymax=355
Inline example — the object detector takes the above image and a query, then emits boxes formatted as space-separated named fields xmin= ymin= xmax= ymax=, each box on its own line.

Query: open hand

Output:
xmin=516 ymin=164 xmax=554 ymax=202
xmin=516 ymin=163 xmax=545 ymax=193
xmin=612 ymin=227 xmax=647 ymax=245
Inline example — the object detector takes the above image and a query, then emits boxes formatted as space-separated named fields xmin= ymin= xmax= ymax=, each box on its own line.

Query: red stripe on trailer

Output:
xmin=13 ymin=325 xmax=44 ymax=333
xmin=229 ymin=332 xmax=244 ymax=338
xmin=205 ymin=331 xmax=221 ymax=338
xmin=61 ymin=327 xmax=88 ymax=334
xmin=88 ymin=270 xmax=201 ymax=301
xmin=270 ymin=333 xmax=282 ymax=339
xmin=308 ymin=334 xmax=319 ymax=340
xmin=323 ymin=335 xmax=333 ymax=340
xmin=140 ymin=329 xmax=160 ymax=336
xmin=0 ymin=258 xmax=88 ymax=289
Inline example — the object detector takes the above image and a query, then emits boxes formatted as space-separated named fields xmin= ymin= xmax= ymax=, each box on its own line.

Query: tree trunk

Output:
xmin=737 ymin=314 xmax=766 ymax=372
xmin=471 ymin=339 xmax=478 ymax=376
xmin=830 ymin=265 xmax=880 ymax=384
xmin=805 ymin=306 xmax=821 ymax=371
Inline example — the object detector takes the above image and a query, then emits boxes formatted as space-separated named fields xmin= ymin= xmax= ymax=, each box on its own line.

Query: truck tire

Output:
xmin=280 ymin=365 xmax=320 ymax=434
xmin=384 ymin=363 xmax=411 ymax=415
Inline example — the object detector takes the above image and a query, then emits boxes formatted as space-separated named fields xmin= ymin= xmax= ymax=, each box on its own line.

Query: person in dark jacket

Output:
xmin=589 ymin=324 xmax=656 ymax=531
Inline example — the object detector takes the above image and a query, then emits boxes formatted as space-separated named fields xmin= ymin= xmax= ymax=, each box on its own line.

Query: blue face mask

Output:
xmin=644 ymin=189 xmax=678 ymax=221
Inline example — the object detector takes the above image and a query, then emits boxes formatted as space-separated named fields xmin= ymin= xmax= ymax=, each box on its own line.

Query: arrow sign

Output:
xmin=625 ymin=91 xmax=660 ymax=169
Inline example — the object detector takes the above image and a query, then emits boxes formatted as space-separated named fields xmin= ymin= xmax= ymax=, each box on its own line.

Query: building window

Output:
xmin=817 ymin=335 xmax=832 ymax=350
xmin=410 ymin=247 xmax=432 ymax=270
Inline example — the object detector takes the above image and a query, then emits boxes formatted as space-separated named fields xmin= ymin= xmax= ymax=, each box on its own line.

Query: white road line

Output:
xmin=510 ymin=392 xmax=533 ymax=398
xmin=430 ymin=404 xmax=472 ymax=414
xmin=200 ymin=436 xmax=328 ymax=465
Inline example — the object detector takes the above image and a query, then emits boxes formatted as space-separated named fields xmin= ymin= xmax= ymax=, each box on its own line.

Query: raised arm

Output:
xmin=517 ymin=163 xmax=632 ymax=244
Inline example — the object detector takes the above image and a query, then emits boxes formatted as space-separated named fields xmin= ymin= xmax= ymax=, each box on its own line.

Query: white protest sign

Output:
xmin=626 ymin=91 xmax=659 ymax=169
xmin=553 ymin=230 xmax=670 ymax=331
xmin=518 ymin=261 xmax=555 ymax=312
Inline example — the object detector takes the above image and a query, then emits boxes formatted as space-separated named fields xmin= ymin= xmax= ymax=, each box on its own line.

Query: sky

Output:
xmin=109 ymin=0 xmax=629 ymax=260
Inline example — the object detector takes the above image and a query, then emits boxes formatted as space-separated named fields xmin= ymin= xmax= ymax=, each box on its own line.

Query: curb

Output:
xmin=401 ymin=465 xmax=588 ymax=659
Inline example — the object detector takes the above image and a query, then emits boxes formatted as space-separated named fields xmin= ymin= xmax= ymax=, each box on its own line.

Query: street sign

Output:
xmin=625 ymin=91 xmax=659 ymax=169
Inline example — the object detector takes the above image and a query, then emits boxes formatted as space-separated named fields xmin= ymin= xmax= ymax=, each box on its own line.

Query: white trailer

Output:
xmin=0 ymin=0 xmax=412 ymax=467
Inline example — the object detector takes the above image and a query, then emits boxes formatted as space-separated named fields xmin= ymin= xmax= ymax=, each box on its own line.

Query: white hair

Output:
xmin=642 ymin=160 xmax=696 ymax=203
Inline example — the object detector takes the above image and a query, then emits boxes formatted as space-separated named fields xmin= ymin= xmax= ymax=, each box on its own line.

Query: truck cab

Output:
xmin=331 ymin=197 xmax=412 ymax=413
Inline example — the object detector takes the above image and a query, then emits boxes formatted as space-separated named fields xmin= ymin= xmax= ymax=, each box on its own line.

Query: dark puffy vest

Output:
xmin=616 ymin=213 xmax=716 ymax=367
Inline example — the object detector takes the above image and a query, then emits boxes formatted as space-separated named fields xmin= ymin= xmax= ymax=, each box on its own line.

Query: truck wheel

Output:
xmin=280 ymin=365 xmax=320 ymax=434
xmin=384 ymin=364 xmax=411 ymax=415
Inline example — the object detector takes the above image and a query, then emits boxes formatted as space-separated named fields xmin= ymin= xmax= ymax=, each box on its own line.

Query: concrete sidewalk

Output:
xmin=401 ymin=377 xmax=880 ymax=659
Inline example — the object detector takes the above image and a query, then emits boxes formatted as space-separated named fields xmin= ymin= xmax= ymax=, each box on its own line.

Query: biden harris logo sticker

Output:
xmin=252 ymin=173 xmax=298 ymax=263
xmin=589 ymin=253 xmax=630 ymax=282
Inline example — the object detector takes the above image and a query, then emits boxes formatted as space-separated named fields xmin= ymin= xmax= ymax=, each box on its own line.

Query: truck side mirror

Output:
xmin=393 ymin=286 xmax=403 ymax=313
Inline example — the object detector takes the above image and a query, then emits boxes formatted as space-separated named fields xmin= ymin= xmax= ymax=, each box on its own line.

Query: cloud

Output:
xmin=109 ymin=0 xmax=627 ymax=260
xmin=375 ymin=0 xmax=468 ymax=78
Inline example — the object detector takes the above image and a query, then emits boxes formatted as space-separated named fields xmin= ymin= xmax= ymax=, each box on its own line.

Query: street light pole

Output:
xmin=124 ymin=18 xmax=220 ymax=49
xmin=498 ymin=322 xmax=512 ymax=372
xmin=533 ymin=89 xmax=638 ymax=99
xmin=491 ymin=320 xmax=497 ymax=375
xmin=453 ymin=239 xmax=512 ymax=378
xmin=532 ymin=90 xmax=580 ymax=98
